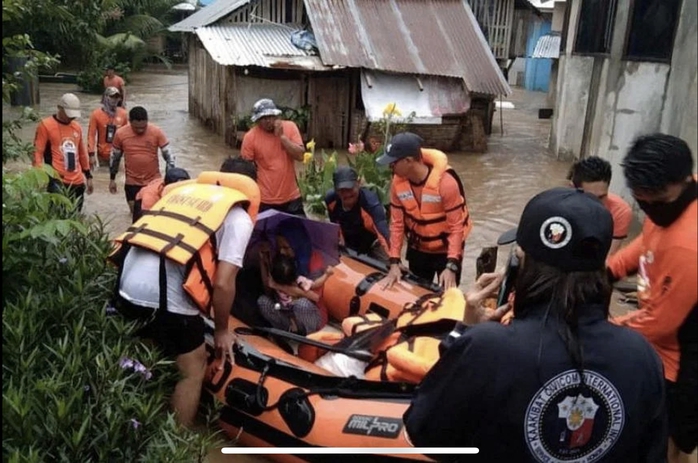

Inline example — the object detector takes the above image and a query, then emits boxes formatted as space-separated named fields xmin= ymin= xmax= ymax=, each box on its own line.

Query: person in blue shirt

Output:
xmin=324 ymin=166 xmax=390 ymax=263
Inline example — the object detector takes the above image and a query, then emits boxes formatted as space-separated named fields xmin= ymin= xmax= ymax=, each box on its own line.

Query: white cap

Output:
xmin=58 ymin=93 xmax=81 ymax=118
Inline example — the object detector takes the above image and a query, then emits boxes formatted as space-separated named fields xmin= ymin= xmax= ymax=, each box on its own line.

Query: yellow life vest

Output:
xmin=334 ymin=288 xmax=465 ymax=383
xmin=109 ymin=172 xmax=260 ymax=316
xmin=391 ymin=148 xmax=471 ymax=253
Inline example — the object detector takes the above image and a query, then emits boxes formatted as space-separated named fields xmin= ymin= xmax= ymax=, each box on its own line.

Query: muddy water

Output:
xmin=4 ymin=68 xmax=585 ymax=462
xmin=4 ymin=67 xmax=572 ymax=287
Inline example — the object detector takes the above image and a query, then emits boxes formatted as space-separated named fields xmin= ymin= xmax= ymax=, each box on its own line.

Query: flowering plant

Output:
xmin=298 ymin=138 xmax=338 ymax=216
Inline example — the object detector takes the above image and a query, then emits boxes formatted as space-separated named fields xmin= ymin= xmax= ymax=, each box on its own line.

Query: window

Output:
xmin=574 ymin=0 xmax=618 ymax=54
xmin=625 ymin=0 xmax=682 ymax=61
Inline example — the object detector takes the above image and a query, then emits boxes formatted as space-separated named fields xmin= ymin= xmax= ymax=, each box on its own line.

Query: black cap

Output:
xmin=333 ymin=165 xmax=359 ymax=190
xmin=497 ymin=187 xmax=613 ymax=272
xmin=376 ymin=132 xmax=423 ymax=165
xmin=164 ymin=167 xmax=191 ymax=185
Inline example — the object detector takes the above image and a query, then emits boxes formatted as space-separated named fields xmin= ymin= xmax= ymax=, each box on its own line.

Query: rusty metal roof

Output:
xmin=532 ymin=32 xmax=561 ymax=58
xmin=169 ymin=0 xmax=250 ymax=32
xmin=195 ymin=23 xmax=333 ymax=70
xmin=303 ymin=0 xmax=511 ymax=95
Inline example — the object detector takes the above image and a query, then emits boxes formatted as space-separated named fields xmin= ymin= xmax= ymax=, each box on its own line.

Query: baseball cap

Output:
xmin=497 ymin=187 xmax=613 ymax=272
xmin=333 ymin=165 xmax=359 ymax=190
xmin=58 ymin=93 xmax=81 ymax=118
xmin=105 ymin=86 xmax=121 ymax=97
xmin=376 ymin=132 xmax=423 ymax=165
xmin=164 ymin=167 xmax=191 ymax=185
xmin=250 ymin=98 xmax=282 ymax=122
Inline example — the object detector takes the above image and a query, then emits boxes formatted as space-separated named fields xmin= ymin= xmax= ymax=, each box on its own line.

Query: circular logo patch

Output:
xmin=540 ymin=217 xmax=572 ymax=249
xmin=524 ymin=370 xmax=625 ymax=462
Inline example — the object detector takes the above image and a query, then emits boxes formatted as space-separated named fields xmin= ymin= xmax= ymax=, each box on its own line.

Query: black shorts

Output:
xmin=124 ymin=184 xmax=144 ymax=203
xmin=406 ymin=248 xmax=462 ymax=284
xmin=115 ymin=297 xmax=205 ymax=357
xmin=260 ymin=197 xmax=306 ymax=217
xmin=666 ymin=377 xmax=698 ymax=453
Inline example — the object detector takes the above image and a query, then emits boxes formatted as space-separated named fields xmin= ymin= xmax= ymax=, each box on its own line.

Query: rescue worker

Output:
xmin=325 ymin=165 xmax=390 ymax=263
xmin=87 ymin=86 xmax=128 ymax=168
xmin=241 ymin=98 xmax=306 ymax=216
xmin=404 ymin=187 xmax=667 ymax=462
xmin=32 ymin=93 xmax=94 ymax=212
xmin=377 ymin=132 xmax=471 ymax=289
xmin=109 ymin=106 xmax=175 ymax=215
xmin=131 ymin=167 xmax=190 ymax=222
xmin=567 ymin=156 xmax=632 ymax=255
xmin=103 ymin=65 xmax=126 ymax=107
xmin=111 ymin=159 xmax=259 ymax=428
xmin=607 ymin=133 xmax=697 ymax=463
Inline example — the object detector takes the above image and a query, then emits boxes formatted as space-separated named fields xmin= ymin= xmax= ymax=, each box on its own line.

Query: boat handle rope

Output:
xmin=253 ymin=361 xmax=408 ymax=412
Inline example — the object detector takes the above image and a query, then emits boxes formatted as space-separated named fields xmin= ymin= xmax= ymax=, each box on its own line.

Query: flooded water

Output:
xmin=4 ymin=67 xmax=624 ymax=462
xmin=3 ymin=66 xmax=574 ymax=288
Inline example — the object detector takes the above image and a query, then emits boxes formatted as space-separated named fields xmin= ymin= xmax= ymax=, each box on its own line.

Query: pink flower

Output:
xmin=348 ymin=141 xmax=365 ymax=155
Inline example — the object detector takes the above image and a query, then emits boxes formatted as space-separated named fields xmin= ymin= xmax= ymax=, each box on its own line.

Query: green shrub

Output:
xmin=77 ymin=50 xmax=130 ymax=95
xmin=2 ymin=167 xmax=223 ymax=462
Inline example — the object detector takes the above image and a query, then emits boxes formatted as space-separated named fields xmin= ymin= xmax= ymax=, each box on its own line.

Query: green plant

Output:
xmin=297 ymin=139 xmax=337 ymax=216
xmin=77 ymin=49 xmax=132 ymax=95
xmin=2 ymin=168 xmax=224 ymax=462
xmin=280 ymin=105 xmax=311 ymax=134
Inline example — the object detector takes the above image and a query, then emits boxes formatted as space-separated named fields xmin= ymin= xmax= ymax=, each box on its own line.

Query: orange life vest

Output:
xmin=392 ymin=149 xmax=471 ymax=253
xmin=301 ymin=288 xmax=466 ymax=383
xmin=109 ymin=171 xmax=260 ymax=316
xmin=135 ymin=178 xmax=165 ymax=211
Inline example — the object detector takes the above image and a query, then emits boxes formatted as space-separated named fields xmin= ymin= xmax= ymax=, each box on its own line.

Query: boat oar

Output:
xmin=235 ymin=326 xmax=376 ymax=362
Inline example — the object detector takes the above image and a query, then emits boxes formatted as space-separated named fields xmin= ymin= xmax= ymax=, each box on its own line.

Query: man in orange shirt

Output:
xmin=109 ymin=106 xmax=175 ymax=215
xmin=567 ymin=156 xmax=633 ymax=255
xmin=87 ymin=86 xmax=128 ymax=168
xmin=103 ymin=65 xmax=126 ymax=107
xmin=607 ymin=134 xmax=697 ymax=462
xmin=241 ymin=98 xmax=306 ymax=216
xmin=33 ymin=93 xmax=94 ymax=211
xmin=377 ymin=132 xmax=472 ymax=290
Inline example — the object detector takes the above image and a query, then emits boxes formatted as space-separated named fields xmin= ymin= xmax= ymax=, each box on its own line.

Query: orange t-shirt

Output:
xmin=603 ymin=193 xmax=632 ymax=240
xmin=103 ymin=75 xmax=125 ymax=95
xmin=608 ymin=199 xmax=697 ymax=382
xmin=33 ymin=116 xmax=90 ymax=186
xmin=87 ymin=107 xmax=128 ymax=160
xmin=240 ymin=121 xmax=302 ymax=205
xmin=112 ymin=124 xmax=169 ymax=186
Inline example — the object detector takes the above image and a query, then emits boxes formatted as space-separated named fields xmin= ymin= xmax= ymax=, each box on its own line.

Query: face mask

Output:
xmin=637 ymin=179 xmax=697 ymax=227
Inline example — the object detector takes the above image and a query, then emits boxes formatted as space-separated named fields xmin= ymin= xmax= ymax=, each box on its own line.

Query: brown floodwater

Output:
xmin=4 ymin=67 xmax=634 ymax=462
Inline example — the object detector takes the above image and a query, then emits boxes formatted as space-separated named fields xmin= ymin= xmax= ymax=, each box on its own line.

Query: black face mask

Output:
xmin=637 ymin=179 xmax=697 ymax=227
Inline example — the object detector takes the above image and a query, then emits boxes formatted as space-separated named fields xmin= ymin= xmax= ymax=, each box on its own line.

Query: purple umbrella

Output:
xmin=250 ymin=210 xmax=341 ymax=274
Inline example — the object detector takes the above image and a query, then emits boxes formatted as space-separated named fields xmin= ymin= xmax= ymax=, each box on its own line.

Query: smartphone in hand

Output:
xmin=497 ymin=247 xmax=520 ymax=307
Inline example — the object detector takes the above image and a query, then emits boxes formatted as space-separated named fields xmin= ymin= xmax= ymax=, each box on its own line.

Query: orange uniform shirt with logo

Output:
xmin=33 ymin=116 xmax=90 ymax=186
xmin=87 ymin=107 xmax=128 ymax=161
xmin=112 ymin=124 xmax=169 ymax=186
xmin=608 ymin=199 xmax=697 ymax=382
xmin=240 ymin=121 xmax=302 ymax=205
xmin=603 ymin=193 xmax=632 ymax=239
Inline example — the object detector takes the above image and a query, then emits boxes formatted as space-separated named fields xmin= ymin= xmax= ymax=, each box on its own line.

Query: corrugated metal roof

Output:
xmin=195 ymin=23 xmax=332 ymax=70
xmin=304 ymin=0 xmax=511 ymax=95
xmin=169 ymin=0 xmax=249 ymax=32
xmin=532 ymin=33 xmax=561 ymax=58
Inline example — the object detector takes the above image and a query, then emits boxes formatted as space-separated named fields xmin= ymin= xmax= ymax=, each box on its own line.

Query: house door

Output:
xmin=309 ymin=74 xmax=350 ymax=150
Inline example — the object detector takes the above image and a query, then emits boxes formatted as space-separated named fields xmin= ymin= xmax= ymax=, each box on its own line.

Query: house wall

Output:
xmin=551 ymin=0 xmax=697 ymax=201
xmin=188 ymin=38 xmax=230 ymax=138
xmin=524 ymin=16 xmax=552 ymax=92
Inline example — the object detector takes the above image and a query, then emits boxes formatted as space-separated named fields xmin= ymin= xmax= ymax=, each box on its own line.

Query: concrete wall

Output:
xmin=551 ymin=0 xmax=697 ymax=201
xmin=660 ymin=0 xmax=698 ymax=160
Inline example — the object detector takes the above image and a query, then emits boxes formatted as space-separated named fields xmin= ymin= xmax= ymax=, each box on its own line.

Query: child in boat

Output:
xmin=258 ymin=250 xmax=334 ymax=335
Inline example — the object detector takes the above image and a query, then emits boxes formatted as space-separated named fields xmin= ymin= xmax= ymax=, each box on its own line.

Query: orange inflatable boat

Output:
xmin=204 ymin=252 xmax=451 ymax=462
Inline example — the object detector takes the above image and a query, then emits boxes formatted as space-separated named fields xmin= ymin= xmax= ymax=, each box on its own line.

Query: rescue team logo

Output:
xmin=342 ymin=414 xmax=403 ymax=439
xmin=540 ymin=217 xmax=572 ymax=249
xmin=525 ymin=370 xmax=625 ymax=462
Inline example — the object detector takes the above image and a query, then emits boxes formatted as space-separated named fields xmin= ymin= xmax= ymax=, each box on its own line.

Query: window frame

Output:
xmin=622 ymin=0 xmax=683 ymax=64
xmin=571 ymin=0 xmax=619 ymax=57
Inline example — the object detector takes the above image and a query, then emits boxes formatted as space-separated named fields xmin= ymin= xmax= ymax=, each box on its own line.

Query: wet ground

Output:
xmin=4 ymin=67 xmax=641 ymax=461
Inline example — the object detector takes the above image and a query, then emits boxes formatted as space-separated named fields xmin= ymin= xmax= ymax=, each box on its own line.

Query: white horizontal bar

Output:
xmin=221 ymin=448 xmax=478 ymax=454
